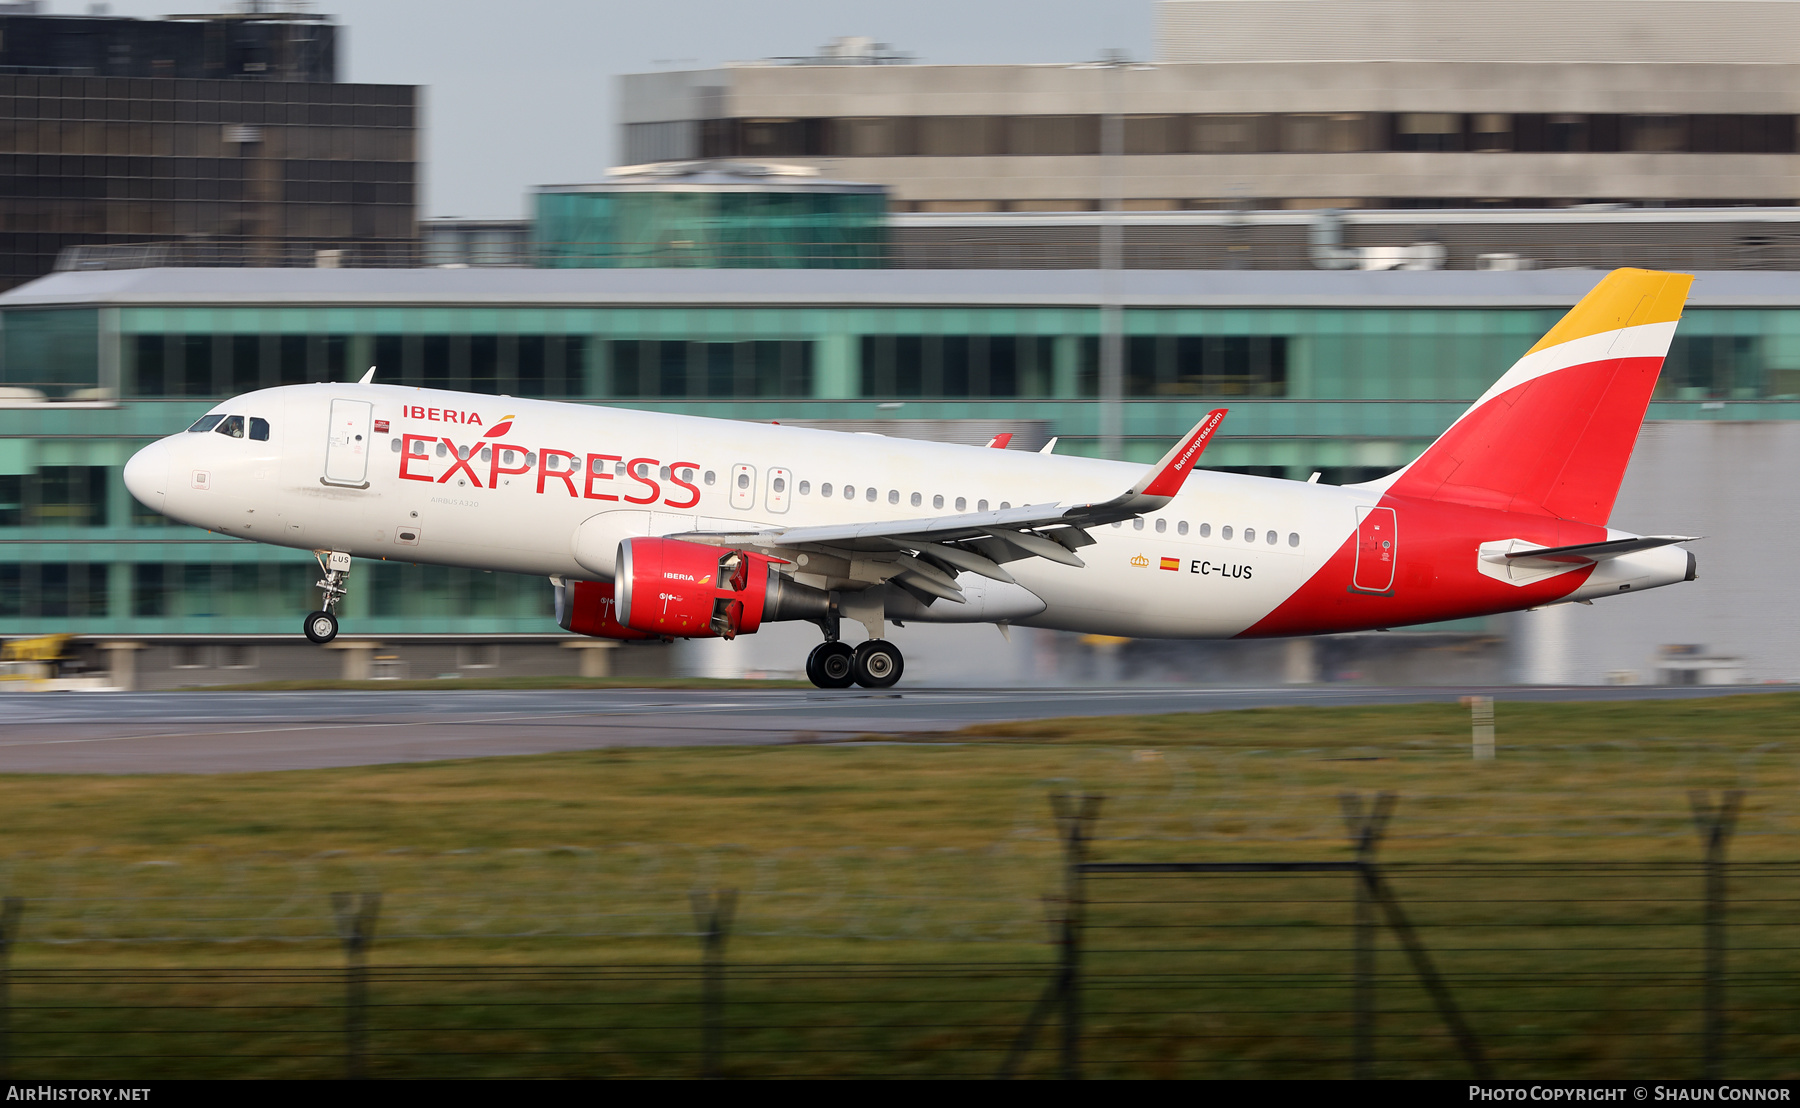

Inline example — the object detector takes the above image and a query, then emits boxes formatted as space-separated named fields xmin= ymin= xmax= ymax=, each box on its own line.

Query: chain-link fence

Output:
xmin=0 ymin=790 xmax=1792 ymax=1078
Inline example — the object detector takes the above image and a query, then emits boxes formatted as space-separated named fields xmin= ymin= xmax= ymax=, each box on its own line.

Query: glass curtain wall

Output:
xmin=534 ymin=190 xmax=887 ymax=269
xmin=6 ymin=300 xmax=1800 ymax=634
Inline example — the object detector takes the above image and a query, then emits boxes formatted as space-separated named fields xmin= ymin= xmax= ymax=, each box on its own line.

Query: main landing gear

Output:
xmin=303 ymin=550 xmax=352 ymax=644
xmin=805 ymin=639 xmax=903 ymax=690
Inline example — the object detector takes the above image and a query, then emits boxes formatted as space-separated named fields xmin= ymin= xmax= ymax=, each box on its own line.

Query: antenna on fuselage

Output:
xmin=358 ymin=366 xmax=377 ymax=384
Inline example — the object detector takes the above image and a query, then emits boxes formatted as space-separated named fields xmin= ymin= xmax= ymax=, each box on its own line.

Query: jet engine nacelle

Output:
xmin=614 ymin=536 xmax=828 ymax=640
xmin=552 ymin=578 xmax=657 ymax=641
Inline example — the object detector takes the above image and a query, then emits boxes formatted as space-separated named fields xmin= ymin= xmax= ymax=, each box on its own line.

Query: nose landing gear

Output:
xmin=303 ymin=550 xmax=352 ymax=644
xmin=804 ymin=638 xmax=903 ymax=689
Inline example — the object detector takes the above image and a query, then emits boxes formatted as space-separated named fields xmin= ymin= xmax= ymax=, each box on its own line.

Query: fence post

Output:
xmin=1341 ymin=792 xmax=1397 ymax=1080
xmin=1052 ymin=793 xmax=1103 ymax=1081
xmin=0 ymin=898 xmax=21 ymax=1081
xmin=1690 ymin=789 xmax=1743 ymax=1081
xmin=690 ymin=888 xmax=737 ymax=1079
xmin=331 ymin=892 xmax=381 ymax=1081
xmin=996 ymin=792 xmax=1103 ymax=1080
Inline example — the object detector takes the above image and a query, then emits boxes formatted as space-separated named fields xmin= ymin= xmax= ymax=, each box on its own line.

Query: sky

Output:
xmin=74 ymin=1 xmax=1157 ymax=219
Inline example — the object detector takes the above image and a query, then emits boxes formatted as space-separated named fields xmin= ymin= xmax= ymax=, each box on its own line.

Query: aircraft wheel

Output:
xmin=852 ymin=639 xmax=904 ymax=689
xmin=303 ymin=610 xmax=339 ymax=645
xmin=806 ymin=642 xmax=856 ymax=689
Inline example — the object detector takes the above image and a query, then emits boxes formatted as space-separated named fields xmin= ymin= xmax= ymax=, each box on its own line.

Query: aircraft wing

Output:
xmin=668 ymin=410 xmax=1226 ymax=603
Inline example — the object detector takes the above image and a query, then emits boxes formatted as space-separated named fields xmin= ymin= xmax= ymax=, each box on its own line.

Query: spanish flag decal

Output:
xmin=1159 ymin=557 xmax=1181 ymax=571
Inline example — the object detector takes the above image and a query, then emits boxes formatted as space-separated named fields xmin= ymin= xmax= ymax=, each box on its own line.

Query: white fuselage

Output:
xmin=122 ymin=382 xmax=1692 ymax=640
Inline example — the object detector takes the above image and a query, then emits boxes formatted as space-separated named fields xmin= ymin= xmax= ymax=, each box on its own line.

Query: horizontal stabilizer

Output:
xmin=1502 ymin=535 xmax=1697 ymax=564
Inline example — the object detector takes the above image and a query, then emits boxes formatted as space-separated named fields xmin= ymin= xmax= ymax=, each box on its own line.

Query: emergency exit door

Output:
xmin=323 ymin=398 xmax=373 ymax=487
xmin=1352 ymin=505 xmax=1398 ymax=593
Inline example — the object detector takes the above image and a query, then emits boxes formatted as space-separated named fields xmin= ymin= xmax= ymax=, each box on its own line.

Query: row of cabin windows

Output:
xmin=387 ymin=443 xmax=1305 ymax=547
xmin=1118 ymin=516 xmax=1301 ymax=548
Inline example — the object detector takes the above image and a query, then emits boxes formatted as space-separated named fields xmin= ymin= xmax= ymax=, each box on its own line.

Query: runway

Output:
xmin=0 ymin=683 xmax=1788 ymax=774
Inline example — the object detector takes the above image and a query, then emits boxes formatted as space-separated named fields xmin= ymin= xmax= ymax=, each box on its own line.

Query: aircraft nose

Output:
xmin=123 ymin=440 xmax=168 ymax=513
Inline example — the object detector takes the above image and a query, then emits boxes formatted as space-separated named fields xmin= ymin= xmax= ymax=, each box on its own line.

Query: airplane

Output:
xmin=121 ymin=267 xmax=1699 ymax=689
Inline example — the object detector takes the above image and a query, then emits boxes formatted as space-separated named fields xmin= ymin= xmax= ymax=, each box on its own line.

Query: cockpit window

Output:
xmin=214 ymin=415 xmax=246 ymax=439
xmin=187 ymin=415 xmax=225 ymax=433
xmin=249 ymin=417 xmax=270 ymax=441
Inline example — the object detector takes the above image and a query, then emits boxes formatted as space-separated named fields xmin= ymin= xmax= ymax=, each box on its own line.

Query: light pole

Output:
xmin=1085 ymin=50 xmax=1151 ymax=461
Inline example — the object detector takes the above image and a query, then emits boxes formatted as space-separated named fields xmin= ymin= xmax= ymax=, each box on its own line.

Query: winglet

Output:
xmin=985 ymin=433 xmax=1014 ymax=449
xmin=1133 ymin=409 xmax=1227 ymax=498
xmin=359 ymin=365 xmax=377 ymax=384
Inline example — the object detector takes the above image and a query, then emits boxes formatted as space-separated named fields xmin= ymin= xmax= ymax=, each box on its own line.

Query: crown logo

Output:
xmin=1130 ymin=553 xmax=1150 ymax=568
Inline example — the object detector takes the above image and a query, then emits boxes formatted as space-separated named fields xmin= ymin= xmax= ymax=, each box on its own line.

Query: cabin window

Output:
xmin=704 ymin=470 xmax=717 ymax=485
xmin=798 ymin=480 xmax=811 ymax=495
xmin=1000 ymin=501 xmax=1011 ymax=509
xmin=1267 ymin=530 xmax=1278 ymax=545
xmin=933 ymin=494 xmax=944 ymax=509
xmin=772 ymin=476 xmax=786 ymax=493
xmin=978 ymin=499 xmax=988 ymax=512
xmin=955 ymin=497 xmax=967 ymax=512
xmin=1221 ymin=526 xmax=1232 ymax=540
xmin=1199 ymin=523 xmax=1211 ymax=538
xmin=1133 ymin=518 xmax=1144 ymax=530
xmin=1288 ymin=532 xmax=1300 ymax=547
xmin=736 ymin=472 xmax=750 ymax=490
xmin=1155 ymin=518 xmax=1166 ymax=533
xmin=390 ymin=438 xmax=402 ymax=453
xmin=866 ymin=487 xmax=877 ymax=502
xmin=822 ymin=483 xmax=834 ymax=497
xmin=843 ymin=485 xmax=856 ymax=499
xmin=889 ymin=489 xmax=899 ymax=504
xmin=1178 ymin=521 xmax=1189 ymax=535
xmin=1244 ymin=527 xmax=1255 ymax=543
xmin=659 ymin=465 xmax=670 ymax=480
xmin=249 ymin=418 xmax=270 ymax=441
xmin=911 ymin=492 xmax=922 ymax=507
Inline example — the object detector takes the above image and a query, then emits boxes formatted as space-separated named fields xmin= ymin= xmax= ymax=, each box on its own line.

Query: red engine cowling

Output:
xmin=554 ymin=578 xmax=657 ymax=641
xmin=615 ymin=537 xmax=782 ymax=640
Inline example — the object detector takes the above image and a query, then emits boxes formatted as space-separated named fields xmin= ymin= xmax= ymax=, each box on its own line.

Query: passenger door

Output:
xmin=1352 ymin=505 xmax=1398 ymax=593
xmin=323 ymin=398 xmax=373 ymax=487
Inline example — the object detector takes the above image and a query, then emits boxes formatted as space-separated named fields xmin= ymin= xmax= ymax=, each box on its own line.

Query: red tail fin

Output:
xmin=1381 ymin=268 xmax=1693 ymax=526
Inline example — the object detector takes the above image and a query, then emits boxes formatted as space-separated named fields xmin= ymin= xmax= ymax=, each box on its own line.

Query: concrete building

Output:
xmin=619 ymin=0 xmax=1800 ymax=212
